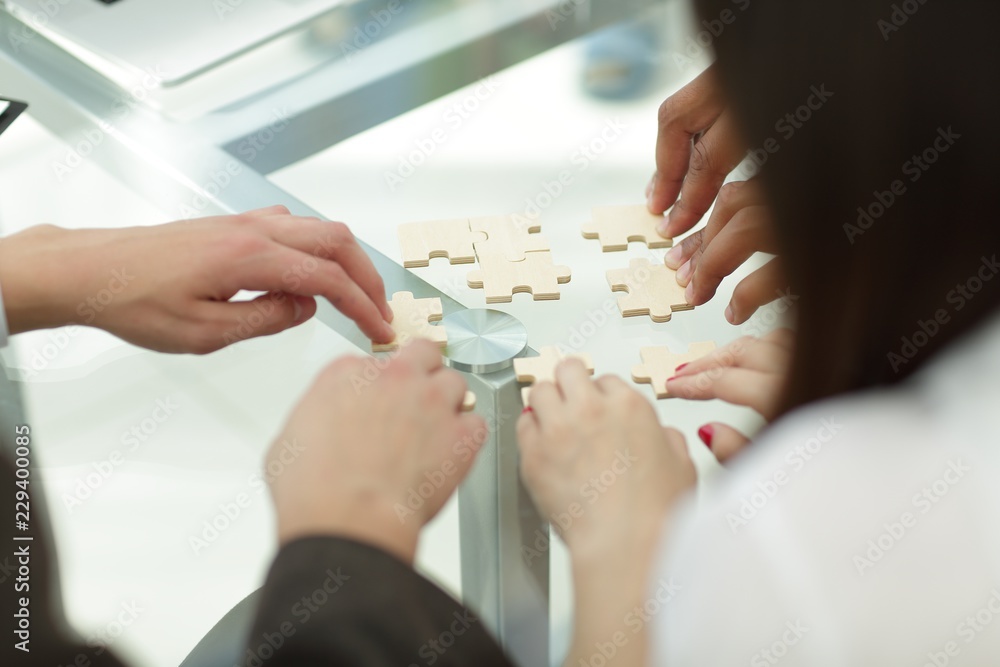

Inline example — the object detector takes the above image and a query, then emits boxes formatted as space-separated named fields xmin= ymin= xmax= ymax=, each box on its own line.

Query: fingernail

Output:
xmin=522 ymin=406 xmax=534 ymax=414
xmin=292 ymin=298 xmax=304 ymax=324
xmin=664 ymin=244 xmax=684 ymax=269
xmin=676 ymin=259 xmax=692 ymax=283
xmin=383 ymin=322 xmax=397 ymax=340
xmin=725 ymin=305 xmax=735 ymax=324
xmin=675 ymin=363 xmax=688 ymax=372
xmin=698 ymin=424 xmax=714 ymax=449
xmin=645 ymin=175 xmax=655 ymax=198
xmin=665 ymin=375 xmax=680 ymax=383
xmin=684 ymin=282 xmax=694 ymax=304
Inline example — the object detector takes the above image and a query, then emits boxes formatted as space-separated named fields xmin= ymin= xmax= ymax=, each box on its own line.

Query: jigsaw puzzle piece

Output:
xmin=631 ymin=342 xmax=716 ymax=399
xmin=581 ymin=205 xmax=673 ymax=252
xmin=470 ymin=214 xmax=549 ymax=261
xmin=372 ymin=291 xmax=448 ymax=352
xmin=606 ymin=257 xmax=693 ymax=322
xmin=514 ymin=345 xmax=594 ymax=406
xmin=467 ymin=251 xmax=571 ymax=303
xmin=398 ymin=219 xmax=487 ymax=268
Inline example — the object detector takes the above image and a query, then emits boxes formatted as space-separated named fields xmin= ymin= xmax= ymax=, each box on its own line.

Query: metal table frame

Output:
xmin=0 ymin=2 xmax=656 ymax=664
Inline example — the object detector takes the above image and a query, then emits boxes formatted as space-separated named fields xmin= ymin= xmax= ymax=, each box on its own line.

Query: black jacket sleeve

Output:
xmin=244 ymin=536 xmax=514 ymax=667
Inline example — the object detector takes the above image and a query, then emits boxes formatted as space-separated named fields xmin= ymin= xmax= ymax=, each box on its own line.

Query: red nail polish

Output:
xmin=675 ymin=363 xmax=688 ymax=372
xmin=698 ymin=425 xmax=714 ymax=449
xmin=522 ymin=406 xmax=533 ymax=415
xmin=666 ymin=375 xmax=679 ymax=383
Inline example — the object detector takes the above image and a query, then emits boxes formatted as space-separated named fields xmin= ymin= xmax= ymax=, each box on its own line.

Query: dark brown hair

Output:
xmin=696 ymin=0 xmax=1000 ymax=412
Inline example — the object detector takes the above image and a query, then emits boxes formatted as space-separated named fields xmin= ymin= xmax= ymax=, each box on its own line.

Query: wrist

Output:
xmin=0 ymin=225 xmax=85 ymax=334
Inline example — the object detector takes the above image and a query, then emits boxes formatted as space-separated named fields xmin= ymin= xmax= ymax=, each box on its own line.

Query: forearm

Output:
xmin=564 ymin=550 xmax=655 ymax=667
xmin=0 ymin=225 xmax=90 ymax=335
xmin=562 ymin=508 xmax=677 ymax=667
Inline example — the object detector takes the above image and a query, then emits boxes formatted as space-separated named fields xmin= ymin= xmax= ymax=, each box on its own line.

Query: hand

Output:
xmin=665 ymin=328 xmax=794 ymax=461
xmin=518 ymin=361 xmax=695 ymax=667
xmin=647 ymin=65 xmax=746 ymax=238
xmin=517 ymin=361 xmax=695 ymax=560
xmin=663 ymin=179 xmax=785 ymax=324
xmin=0 ymin=206 xmax=395 ymax=353
xmin=266 ymin=341 xmax=488 ymax=563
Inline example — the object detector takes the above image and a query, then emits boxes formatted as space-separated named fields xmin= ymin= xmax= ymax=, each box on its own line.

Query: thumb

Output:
xmin=697 ymin=422 xmax=751 ymax=464
xmin=216 ymin=292 xmax=317 ymax=343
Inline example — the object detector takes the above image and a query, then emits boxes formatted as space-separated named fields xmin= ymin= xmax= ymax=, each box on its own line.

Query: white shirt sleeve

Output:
xmin=651 ymin=387 xmax=1000 ymax=666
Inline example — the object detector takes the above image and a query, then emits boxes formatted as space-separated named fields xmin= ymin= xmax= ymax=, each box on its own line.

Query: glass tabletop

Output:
xmin=0 ymin=1 xmax=786 ymax=665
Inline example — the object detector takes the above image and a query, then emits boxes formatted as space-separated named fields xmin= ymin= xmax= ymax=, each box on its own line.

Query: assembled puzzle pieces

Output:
xmin=469 ymin=214 xmax=549 ymax=261
xmin=631 ymin=341 xmax=716 ymax=399
xmin=513 ymin=346 xmax=594 ymax=406
xmin=607 ymin=257 xmax=693 ymax=322
xmin=372 ymin=291 xmax=448 ymax=352
xmin=398 ymin=219 xmax=487 ymax=268
xmin=581 ymin=205 xmax=673 ymax=252
xmin=467 ymin=251 xmax=571 ymax=303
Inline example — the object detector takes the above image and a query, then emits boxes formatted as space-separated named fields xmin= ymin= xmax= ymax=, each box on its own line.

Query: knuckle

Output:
xmin=680 ymin=229 xmax=704 ymax=254
xmin=326 ymin=221 xmax=355 ymax=245
xmin=619 ymin=389 xmax=649 ymax=413
xmin=228 ymin=231 xmax=268 ymax=257
xmin=689 ymin=140 xmax=714 ymax=176
xmin=717 ymin=181 xmax=743 ymax=207
xmin=657 ymin=98 xmax=678 ymax=128
xmin=422 ymin=381 xmax=446 ymax=405
xmin=730 ymin=335 xmax=756 ymax=354
xmin=388 ymin=356 xmax=417 ymax=380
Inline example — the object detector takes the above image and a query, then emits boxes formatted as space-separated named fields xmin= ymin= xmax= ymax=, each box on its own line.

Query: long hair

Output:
xmin=696 ymin=0 xmax=1000 ymax=412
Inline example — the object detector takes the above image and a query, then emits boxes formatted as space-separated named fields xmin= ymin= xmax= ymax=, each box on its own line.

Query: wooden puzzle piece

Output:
xmin=398 ymin=219 xmax=487 ymax=268
xmin=581 ymin=205 xmax=673 ymax=252
xmin=466 ymin=251 xmax=571 ymax=303
xmin=514 ymin=346 xmax=594 ymax=406
xmin=631 ymin=342 xmax=716 ymax=399
xmin=470 ymin=214 xmax=549 ymax=262
xmin=607 ymin=257 xmax=693 ymax=322
xmin=372 ymin=292 xmax=447 ymax=352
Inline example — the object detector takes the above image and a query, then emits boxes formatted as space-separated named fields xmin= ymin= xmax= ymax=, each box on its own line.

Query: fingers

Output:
xmin=555 ymin=358 xmax=598 ymax=405
xmin=395 ymin=339 xmax=446 ymax=375
xmin=673 ymin=179 xmax=769 ymax=280
xmin=594 ymin=374 xmax=634 ymax=397
xmin=697 ymin=422 xmax=751 ymax=463
xmin=762 ymin=327 xmax=795 ymax=350
xmin=673 ymin=335 xmax=790 ymax=378
xmin=661 ymin=111 xmax=747 ymax=238
xmin=649 ymin=66 xmax=726 ymax=218
xmin=684 ymin=205 xmax=774 ymax=306
xmin=667 ymin=367 xmax=785 ymax=418
xmin=254 ymin=215 xmax=393 ymax=324
xmin=215 ymin=290 xmax=315 ymax=338
xmin=233 ymin=244 xmax=395 ymax=343
xmin=663 ymin=229 xmax=704 ymax=270
xmin=726 ymin=258 xmax=787 ymax=325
